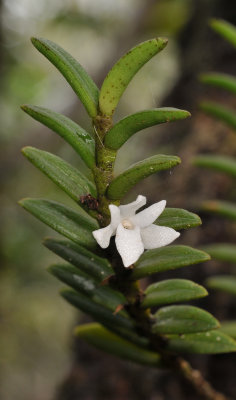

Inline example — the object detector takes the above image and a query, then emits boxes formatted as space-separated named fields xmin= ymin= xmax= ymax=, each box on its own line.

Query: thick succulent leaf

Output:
xmin=220 ymin=321 xmax=236 ymax=339
xmin=19 ymin=198 xmax=98 ymax=248
xmin=104 ymin=108 xmax=190 ymax=150
xmin=22 ymin=147 xmax=97 ymax=203
xmin=49 ymin=263 xmax=126 ymax=313
xmin=105 ymin=324 xmax=149 ymax=348
xmin=131 ymin=245 xmax=210 ymax=280
xmin=167 ymin=330 xmax=236 ymax=354
xmin=44 ymin=238 xmax=112 ymax=281
xmin=107 ymin=155 xmax=180 ymax=200
xmin=200 ymin=101 xmax=236 ymax=131
xmin=61 ymin=289 xmax=133 ymax=330
xmin=206 ymin=276 xmax=236 ymax=296
xmin=202 ymin=200 xmax=236 ymax=221
xmin=21 ymin=105 xmax=95 ymax=168
xmin=75 ymin=323 xmax=162 ymax=367
xmin=194 ymin=154 xmax=236 ymax=177
xmin=152 ymin=305 xmax=219 ymax=335
xmin=142 ymin=279 xmax=207 ymax=308
xmin=201 ymin=244 xmax=236 ymax=264
xmin=210 ymin=19 xmax=236 ymax=48
xmin=31 ymin=37 xmax=99 ymax=117
xmin=156 ymin=208 xmax=201 ymax=230
xmin=99 ymin=38 xmax=168 ymax=116
xmin=199 ymin=73 xmax=236 ymax=95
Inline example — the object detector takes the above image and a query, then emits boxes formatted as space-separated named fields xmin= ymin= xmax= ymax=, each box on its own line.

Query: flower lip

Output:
xmin=122 ymin=219 xmax=134 ymax=230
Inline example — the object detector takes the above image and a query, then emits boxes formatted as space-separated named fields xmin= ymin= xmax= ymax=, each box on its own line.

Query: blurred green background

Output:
xmin=1 ymin=1 xmax=235 ymax=399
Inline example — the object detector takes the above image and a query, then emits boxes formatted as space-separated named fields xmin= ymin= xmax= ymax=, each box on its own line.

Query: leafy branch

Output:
xmin=20 ymin=35 xmax=236 ymax=400
xmin=194 ymin=19 xmax=236 ymax=342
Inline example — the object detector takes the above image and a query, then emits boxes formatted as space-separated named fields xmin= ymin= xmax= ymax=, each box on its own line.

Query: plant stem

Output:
xmin=93 ymin=114 xmax=118 ymax=225
xmin=175 ymin=358 xmax=232 ymax=400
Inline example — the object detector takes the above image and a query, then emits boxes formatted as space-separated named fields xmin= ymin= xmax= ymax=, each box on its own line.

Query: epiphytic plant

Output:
xmin=194 ymin=19 xmax=236 ymax=340
xmin=20 ymin=36 xmax=236 ymax=399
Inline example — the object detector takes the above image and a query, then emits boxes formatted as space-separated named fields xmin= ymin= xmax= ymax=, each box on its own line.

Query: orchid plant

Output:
xmin=20 ymin=36 xmax=236 ymax=400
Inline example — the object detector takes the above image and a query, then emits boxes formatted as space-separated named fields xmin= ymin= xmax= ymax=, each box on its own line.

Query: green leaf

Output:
xmin=44 ymin=238 xmax=112 ymax=281
xmin=99 ymin=38 xmax=168 ymax=116
xmin=220 ymin=321 xmax=236 ymax=339
xmin=104 ymin=108 xmax=190 ymax=150
xmin=210 ymin=19 xmax=236 ymax=48
xmin=75 ymin=323 xmax=162 ymax=367
xmin=201 ymin=244 xmax=236 ymax=264
xmin=107 ymin=155 xmax=180 ymax=200
xmin=202 ymin=200 xmax=236 ymax=221
xmin=49 ymin=263 xmax=126 ymax=313
xmin=156 ymin=208 xmax=201 ymax=230
xmin=142 ymin=279 xmax=207 ymax=308
xmin=206 ymin=276 xmax=236 ymax=296
xmin=152 ymin=305 xmax=219 ymax=335
xmin=22 ymin=147 xmax=97 ymax=203
xmin=21 ymin=105 xmax=95 ymax=168
xmin=193 ymin=155 xmax=236 ymax=177
xmin=167 ymin=330 xmax=236 ymax=354
xmin=19 ymin=198 xmax=98 ymax=248
xmin=31 ymin=37 xmax=99 ymax=117
xmin=199 ymin=73 xmax=236 ymax=95
xmin=61 ymin=289 xmax=133 ymax=330
xmin=131 ymin=246 xmax=210 ymax=280
xmin=200 ymin=101 xmax=236 ymax=131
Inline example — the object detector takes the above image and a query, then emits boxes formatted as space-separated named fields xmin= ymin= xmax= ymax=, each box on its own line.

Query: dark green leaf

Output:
xmin=194 ymin=154 xmax=236 ymax=177
xmin=107 ymin=155 xmax=180 ymax=200
xmin=201 ymin=244 xmax=236 ymax=264
xmin=220 ymin=321 xmax=236 ymax=339
xmin=19 ymin=198 xmax=98 ymax=248
xmin=132 ymin=246 xmax=210 ymax=280
xmin=44 ymin=238 xmax=112 ymax=281
xmin=199 ymin=73 xmax=236 ymax=95
xmin=142 ymin=279 xmax=207 ymax=308
xmin=31 ymin=37 xmax=99 ymax=117
xmin=75 ymin=323 xmax=162 ymax=366
xmin=206 ymin=276 xmax=236 ymax=296
xmin=210 ymin=19 xmax=236 ymax=48
xmin=49 ymin=263 xmax=126 ymax=314
xmin=152 ymin=305 xmax=219 ymax=334
xmin=200 ymin=101 xmax=236 ymax=131
xmin=61 ymin=289 xmax=133 ymax=330
xmin=156 ymin=208 xmax=201 ymax=230
xmin=104 ymin=108 xmax=190 ymax=150
xmin=105 ymin=324 xmax=149 ymax=348
xmin=21 ymin=105 xmax=95 ymax=168
xmin=202 ymin=200 xmax=236 ymax=221
xmin=167 ymin=330 xmax=236 ymax=354
xmin=99 ymin=38 xmax=168 ymax=116
xmin=22 ymin=147 xmax=97 ymax=203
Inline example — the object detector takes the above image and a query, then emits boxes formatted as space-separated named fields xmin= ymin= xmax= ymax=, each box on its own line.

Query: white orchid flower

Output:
xmin=92 ymin=195 xmax=180 ymax=268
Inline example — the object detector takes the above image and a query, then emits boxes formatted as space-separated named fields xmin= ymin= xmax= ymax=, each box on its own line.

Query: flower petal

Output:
xmin=119 ymin=195 xmax=146 ymax=218
xmin=115 ymin=223 xmax=144 ymax=267
xmin=109 ymin=204 xmax=121 ymax=230
xmin=141 ymin=224 xmax=180 ymax=249
xmin=92 ymin=225 xmax=114 ymax=249
xmin=131 ymin=200 xmax=166 ymax=228
xmin=92 ymin=204 xmax=120 ymax=249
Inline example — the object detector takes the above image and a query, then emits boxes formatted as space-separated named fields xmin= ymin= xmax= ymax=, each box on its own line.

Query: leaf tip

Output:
xmin=156 ymin=37 xmax=168 ymax=47
xmin=18 ymin=197 xmax=29 ymax=208
xmin=31 ymin=36 xmax=40 ymax=45
xmin=21 ymin=104 xmax=28 ymax=112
